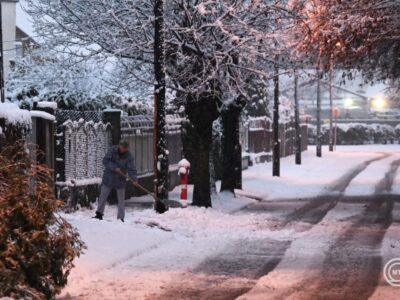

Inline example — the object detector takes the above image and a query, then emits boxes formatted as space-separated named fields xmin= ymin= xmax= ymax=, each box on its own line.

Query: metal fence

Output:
xmin=243 ymin=116 xmax=308 ymax=159
xmin=121 ymin=115 xmax=153 ymax=175
xmin=121 ymin=115 xmax=183 ymax=175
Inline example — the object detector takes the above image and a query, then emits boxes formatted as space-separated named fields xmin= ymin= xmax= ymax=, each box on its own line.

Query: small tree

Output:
xmin=0 ymin=142 xmax=84 ymax=299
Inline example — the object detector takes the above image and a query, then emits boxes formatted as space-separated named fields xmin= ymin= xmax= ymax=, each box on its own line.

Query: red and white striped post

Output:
xmin=178 ymin=158 xmax=190 ymax=208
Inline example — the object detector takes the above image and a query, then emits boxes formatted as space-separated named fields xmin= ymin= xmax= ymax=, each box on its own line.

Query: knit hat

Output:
xmin=119 ymin=139 xmax=129 ymax=148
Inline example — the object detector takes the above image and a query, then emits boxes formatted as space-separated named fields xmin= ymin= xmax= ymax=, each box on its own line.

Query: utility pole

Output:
xmin=0 ymin=1 xmax=5 ymax=103
xmin=272 ymin=0 xmax=280 ymax=177
xmin=316 ymin=64 xmax=322 ymax=158
xmin=273 ymin=63 xmax=280 ymax=176
xmin=153 ymin=0 xmax=168 ymax=202
xmin=328 ymin=52 xmax=334 ymax=152
xmin=294 ymin=69 xmax=301 ymax=165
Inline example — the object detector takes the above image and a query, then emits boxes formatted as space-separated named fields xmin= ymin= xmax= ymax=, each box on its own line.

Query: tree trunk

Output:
xmin=316 ymin=66 xmax=322 ymax=158
xmin=273 ymin=63 xmax=280 ymax=176
xmin=192 ymin=134 xmax=212 ymax=207
xmin=221 ymin=100 xmax=244 ymax=193
xmin=185 ymin=96 xmax=219 ymax=207
xmin=153 ymin=0 xmax=168 ymax=200
xmin=294 ymin=70 xmax=301 ymax=165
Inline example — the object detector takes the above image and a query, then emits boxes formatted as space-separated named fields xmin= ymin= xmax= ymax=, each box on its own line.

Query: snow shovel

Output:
xmin=117 ymin=171 xmax=173 ymax=213
xmin=129 ymin=179 xmax=184 ymax=210
xmin=129 ymin=180 xmax=168 ymax=214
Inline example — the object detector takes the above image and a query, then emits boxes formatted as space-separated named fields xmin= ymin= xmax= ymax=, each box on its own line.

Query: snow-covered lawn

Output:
xmin=59 ymin=145 xmax=400 ymax=299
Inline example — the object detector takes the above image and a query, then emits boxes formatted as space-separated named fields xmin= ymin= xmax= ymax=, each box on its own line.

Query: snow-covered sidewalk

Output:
xmin=59 ymin=145 xmax=400 ymax=299
xmin=240 ymin=145 xmax=399 ymax=200
xmin=59 ymin=201 xmax=294 ymax=299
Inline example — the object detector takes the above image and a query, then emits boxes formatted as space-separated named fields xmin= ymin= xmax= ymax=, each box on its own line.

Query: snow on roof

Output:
xmin=0 ymin=102 xmax=32 ymax=125
xmin=16 ymin=0 xmax=35 ymax=37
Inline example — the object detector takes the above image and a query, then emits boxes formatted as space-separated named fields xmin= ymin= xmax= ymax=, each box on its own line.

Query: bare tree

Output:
xmin=25 ymin=0 xmax=299 ymax=206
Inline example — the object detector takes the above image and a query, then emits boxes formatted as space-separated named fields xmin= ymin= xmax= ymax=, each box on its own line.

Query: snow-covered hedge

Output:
xmin=0 ymin=103 xmax=31 ymax=146
xmin=308 ymin=123 xmax=399 ymax=145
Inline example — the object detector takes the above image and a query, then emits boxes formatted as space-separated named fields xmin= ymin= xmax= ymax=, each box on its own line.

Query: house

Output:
xmin=1 ymin=0 xmax=34 ymax=78
xmin=280 ymin=70 xmax=388 ymax=121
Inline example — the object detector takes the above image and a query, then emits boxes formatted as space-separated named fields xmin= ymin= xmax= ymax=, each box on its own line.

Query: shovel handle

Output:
xmin=116 ymin=170 xmax=159 ymax=201
xmin=128 ymin=178 xmax=158 ymax=201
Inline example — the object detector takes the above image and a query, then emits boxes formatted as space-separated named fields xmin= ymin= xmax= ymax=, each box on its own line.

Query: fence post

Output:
xmin=31 ymin=102 xmax=56 ymax=172
xmin=102 ymin=109 xmax=121 ymax=145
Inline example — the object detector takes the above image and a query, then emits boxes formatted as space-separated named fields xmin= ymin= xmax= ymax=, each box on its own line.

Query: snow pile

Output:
xmin=134 ymin=207 xmax=266 ymax=238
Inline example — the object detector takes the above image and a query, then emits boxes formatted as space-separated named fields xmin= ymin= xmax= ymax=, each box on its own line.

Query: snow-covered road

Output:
xmin=59 ymin=146 xmax=400 ymax=300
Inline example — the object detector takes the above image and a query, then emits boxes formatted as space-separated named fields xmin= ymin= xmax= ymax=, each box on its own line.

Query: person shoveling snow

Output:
xmin=93 ymin=140 xmax=138 ymax=222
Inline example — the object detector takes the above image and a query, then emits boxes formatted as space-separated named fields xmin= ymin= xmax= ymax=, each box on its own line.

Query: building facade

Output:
xmin=1 ymin=0 xmax=33 ymax=79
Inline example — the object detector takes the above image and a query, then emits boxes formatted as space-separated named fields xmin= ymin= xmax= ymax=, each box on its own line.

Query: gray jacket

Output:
xmin=102 ymin=146 xmax=138 ymax=189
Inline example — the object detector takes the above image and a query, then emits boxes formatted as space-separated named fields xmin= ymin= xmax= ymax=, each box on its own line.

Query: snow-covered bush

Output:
xmin=0 ymin=142 xmax=84 ymax=299
xmin=8 ymin=51 xmax=154 ymax=114
xmin=309 ymin=123 xmax=399 ymax=145
xmin=346 ymin=124 xmax=370 ymax=145
xmin=0 ymin=103 xmax=31 ymax=146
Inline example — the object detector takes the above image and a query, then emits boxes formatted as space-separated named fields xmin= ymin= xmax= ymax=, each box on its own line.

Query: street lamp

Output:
xmin=371 ymin=96 xmax=387 ymax=110
xmin=344 ymin=98 xmax=353 ymax=118
xmin=344 ymin=98 xmax=354 ymax=108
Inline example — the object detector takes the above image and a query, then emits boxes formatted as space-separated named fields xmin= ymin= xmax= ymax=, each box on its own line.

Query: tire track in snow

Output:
xmin=282 ymin=153 xmax=392 ymax=227
xmin=95 ymin=237 xmax=174 ymax=273
xmin=374 ymin=158 xmax=400 ymax=194
xmin=328 ymin=152 xmax=391 ymax=193
xmin=271 ymin=159 xmax=399 ymax=300
xmin=188 ymin=153 xmax=395 ymax=299
xmin=147 ymin=239 xmax=291 ymax=300
xmin=292 ymin=195 xmax=394 ymax=300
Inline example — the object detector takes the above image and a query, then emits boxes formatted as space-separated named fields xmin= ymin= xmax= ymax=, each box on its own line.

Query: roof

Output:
xmin=16 ymin=0 xmax=35 ymax=37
